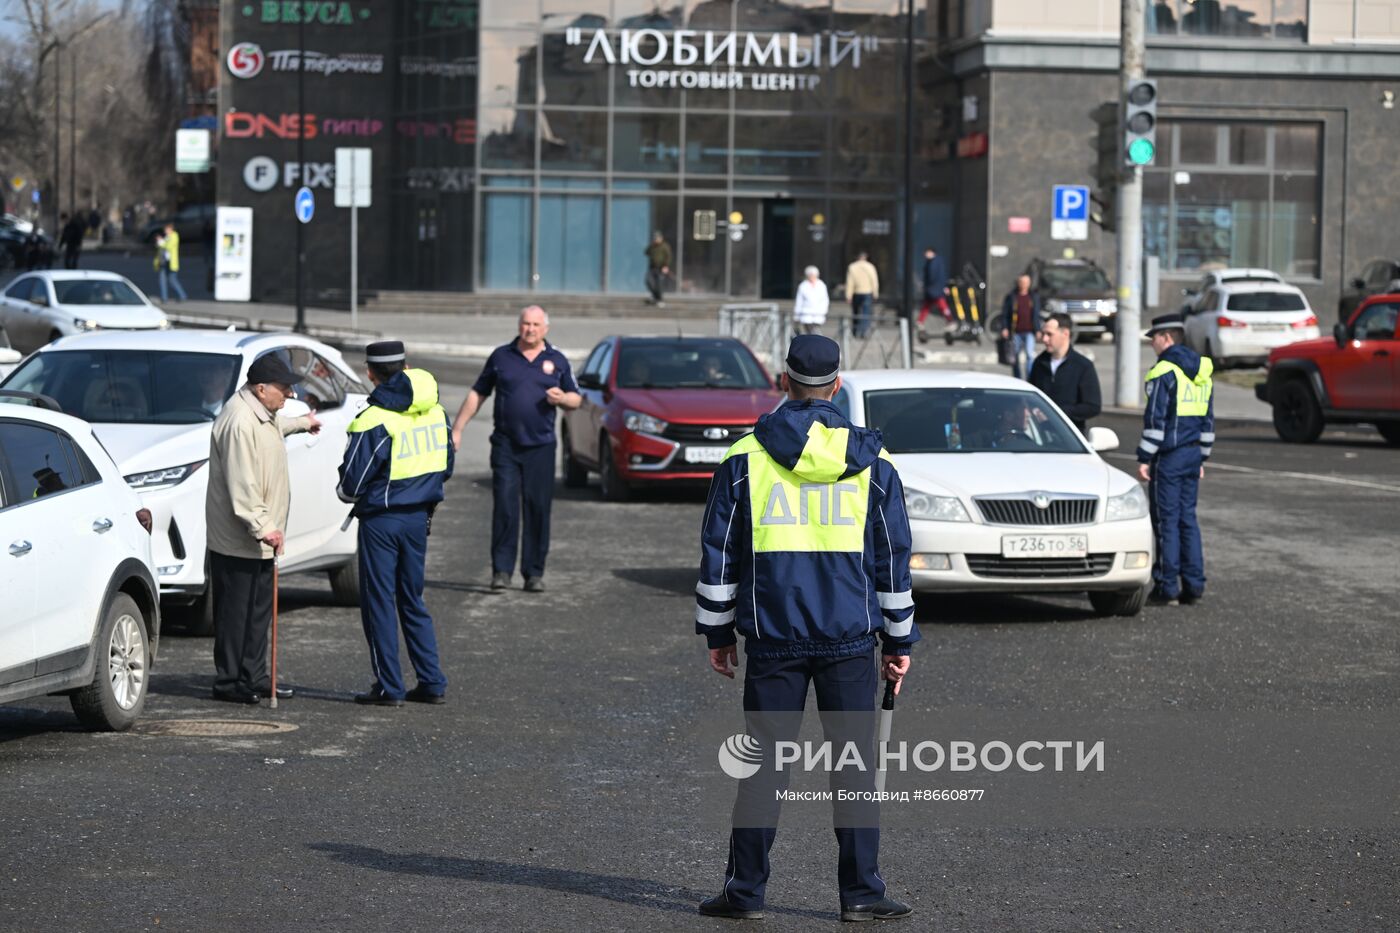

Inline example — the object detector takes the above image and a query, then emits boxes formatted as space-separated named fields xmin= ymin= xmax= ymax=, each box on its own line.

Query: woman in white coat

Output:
xmin=792 ymin=265 xmax=830 ymax=335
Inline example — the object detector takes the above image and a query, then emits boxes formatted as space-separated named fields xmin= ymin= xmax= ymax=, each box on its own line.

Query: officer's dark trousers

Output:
xmin=358 ymin=507 xmax=447 ymax=699
xmin=1148 ymin=444 xmax=1206 ymax=598
xmin=489 ymin=437 xmax=554 ymax=579
xmin=211 ymin=551 xmax=273 ymax=693
xmin=724 ymin=650 xmax=885 ymax=910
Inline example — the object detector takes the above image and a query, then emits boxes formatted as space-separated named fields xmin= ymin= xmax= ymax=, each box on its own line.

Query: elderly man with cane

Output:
xmin=205 ymin=354 xmax=319 ymax=704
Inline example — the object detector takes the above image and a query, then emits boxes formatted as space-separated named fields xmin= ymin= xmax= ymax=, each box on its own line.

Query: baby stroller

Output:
xmin=943 ymin=269 xmax=985 ymax=345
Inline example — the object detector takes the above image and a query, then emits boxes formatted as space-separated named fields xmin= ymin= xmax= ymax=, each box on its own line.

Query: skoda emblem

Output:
xmin=703 ymin=427 xmax=729 ymax=441
xmin=1032 ymin=493 xmax=1052 ymax=510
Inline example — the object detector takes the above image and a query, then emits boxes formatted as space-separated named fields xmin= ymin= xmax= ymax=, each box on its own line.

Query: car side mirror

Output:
xmin=1333 ymin=322 xmax=1347 ymax=348
xmin=0 ymin=348 xmax=20 ymax=365
xmin=1088 ymin=426 xmax=1119 ymax=452
xmin=280 ymin=398 xmax=312 ymax=419
xmin=577 ymin=373 xmax=601 ymax=390
xmin=28 ymin=295 xmax=47 ymax=307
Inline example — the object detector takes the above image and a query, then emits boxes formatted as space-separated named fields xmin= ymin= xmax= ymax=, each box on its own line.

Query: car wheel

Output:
xmin=1271 ymin=378 xmax=1324 ymax=444
xmin=329 ymin=560 xmax=360 ymax=606
xmin=1089 ymin=587 xmax=1145 ymax=617
xmin=1375 ymin=422 xmax=1400 ymax=446
xmin=70 ymin=593 xmax=149 ymax=731
xmin=561 ymin=424 xmax=588 ymax=488
xmin=599 ymin=433 xmax=630 ymax=502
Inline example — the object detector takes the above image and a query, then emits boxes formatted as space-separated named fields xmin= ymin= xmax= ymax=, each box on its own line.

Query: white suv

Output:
xmin=0 ymin=393 xmax=161 ymax=730
xmin=0 ymin=330 xmax=369 ymax=633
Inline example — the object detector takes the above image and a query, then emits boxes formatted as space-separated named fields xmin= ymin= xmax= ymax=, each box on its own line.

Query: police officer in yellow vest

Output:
xmin=1136 ymin=314 xmax=1215 ymax=606
xmin=337 ymin=341 xmax=454 ymax=706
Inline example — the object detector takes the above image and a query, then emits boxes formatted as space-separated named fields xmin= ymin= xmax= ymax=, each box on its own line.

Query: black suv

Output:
xmin=1338 ymin=258 xmax=1400 ymax=324
xmin=1024 ymin=258 xmax=1118 ymax=341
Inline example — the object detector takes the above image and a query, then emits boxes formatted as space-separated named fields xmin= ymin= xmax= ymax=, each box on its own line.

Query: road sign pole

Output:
xmin=350 ymin=153 xmax=358 ymax=333
xmin=1115 ymin=0 xmax=1146 ymax=408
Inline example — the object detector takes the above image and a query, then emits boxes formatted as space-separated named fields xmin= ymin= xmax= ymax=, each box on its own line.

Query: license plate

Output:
xmin=683 ymin=446 xmax=728 ymax=464
xmin=1251 ymin=324 xmax=1286 ymax=332
xmin=1001 ymin=534 xmax=1088 ymax=558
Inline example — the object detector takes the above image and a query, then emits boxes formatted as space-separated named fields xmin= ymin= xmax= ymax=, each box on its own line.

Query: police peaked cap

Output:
xmin=1145 ymin=313 xmax=1187 ymax=336
xmin=785 ymin=334 xmax=841 ymax=386
xmin=366 ymin=340 xmax=406 ymax=363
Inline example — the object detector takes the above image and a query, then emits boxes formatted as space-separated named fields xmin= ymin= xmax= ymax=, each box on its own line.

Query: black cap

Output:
xmin=246 ymin=353 xmax=298 ymax=387
xmin=1145 ymin=313 xmax=1187 ymax=336
xmin=366 ymin=340 xmax=406 ymax=363
xmin=785 ymin=334 xmax=841 ymax=386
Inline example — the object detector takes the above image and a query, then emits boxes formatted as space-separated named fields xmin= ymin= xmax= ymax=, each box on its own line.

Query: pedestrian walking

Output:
xmin=451 ymin=306 xmax=582 ymax=592
xmin=915 ymin=247 xmax=950 ymax=342
xmin=154 ymin=222 xmax=188 ymax=302
xmin=1000 ymin=273 xmax=1043 ymax=380
xmin=1028 ymin=312 xmax=1102 ymax=433
xmin=1136 ymin=313 xmax=1215 ymax=607
xmin=205 ymin=353 xmax=320 ymax=704
xmin=337 ymin=341 xmax=454 ymax=707
xmin=59 ymin=213 xmax=84 ymax=269
xmin=845 ymin=252 xmax=879 ymax=338
xmin=792 ymin=265 xmax=829 ymax=334
xmin=644 ymin=231 xmax=673 ymax=307
xmin=694 ymin=334 xmax=918 ymax=923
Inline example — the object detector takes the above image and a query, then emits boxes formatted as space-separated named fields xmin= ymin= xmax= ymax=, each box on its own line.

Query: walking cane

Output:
xmin=874 ymin=679 xmax=896 ymax=793
xmin=269 ymin=557 xmax=279 ymax=710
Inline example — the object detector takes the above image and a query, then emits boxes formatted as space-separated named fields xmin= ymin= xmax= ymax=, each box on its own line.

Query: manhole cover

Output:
xmin=136 ymin=719 xmax=299 ymax=737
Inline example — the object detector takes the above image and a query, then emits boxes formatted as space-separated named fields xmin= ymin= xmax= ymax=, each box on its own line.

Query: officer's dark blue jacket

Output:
xmin=1136 ymin=344 xmax=1216 ymax=463
xmin=337 ymin=369 xmax=454 ymax=516
xmin=695 ymin=399 xmax=919 ymax=659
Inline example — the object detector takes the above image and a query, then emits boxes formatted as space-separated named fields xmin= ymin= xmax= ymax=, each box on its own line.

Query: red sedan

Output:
xmin=561 ymin=336 xmax=783 ymax=499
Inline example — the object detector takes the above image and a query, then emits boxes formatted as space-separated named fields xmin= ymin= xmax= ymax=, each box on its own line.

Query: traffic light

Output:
xmin=1091 ymin=102 xmax=1118 ymax=231
xmin=1123 ymin=78 xmax=1158 ymax=167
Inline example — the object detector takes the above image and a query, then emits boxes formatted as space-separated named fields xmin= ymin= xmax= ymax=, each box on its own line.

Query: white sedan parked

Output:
xmin=1182 ymin=280 xmax=1320 ymax=368
xmin=0 ymin=271 xmax=170 ymax=353
xmin=835 ymin=370 xmax=1153 ymax=616
xmin=0 ymin=329 xmax=368 ymax=633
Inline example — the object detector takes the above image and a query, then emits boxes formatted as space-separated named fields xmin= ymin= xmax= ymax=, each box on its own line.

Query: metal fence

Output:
xmin=719 ymin=302 xmax=912 ymax=372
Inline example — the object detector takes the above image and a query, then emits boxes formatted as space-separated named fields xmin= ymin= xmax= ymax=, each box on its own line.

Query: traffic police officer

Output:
xmin=337 ymin=341 xmax=453 ymax=706
xmin=694 ymin=334 xmax=918 ymax=922
xmin=1136 ymin=314 xmax=1215 ymax=606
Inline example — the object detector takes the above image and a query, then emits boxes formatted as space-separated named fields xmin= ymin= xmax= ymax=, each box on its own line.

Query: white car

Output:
xmin=0 ymin=270 xmax=171 ymax=354
xmin=1182 ymin=281 xmax=1319 ymax=368
xmin=0 ymin=325 xmax=19 ymax=380
xmin=0 ymin=330 xmax=368 ymax=633
xmin=1178 ymin=267 xmax=1282 ymax=314
xmin=0 ymin=391 xmax=161 ymax=730
xmin=834 ymin=370 xmax=1153 ymax=617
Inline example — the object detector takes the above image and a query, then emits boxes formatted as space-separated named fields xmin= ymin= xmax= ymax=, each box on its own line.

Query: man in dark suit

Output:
xmin=1028 ymin=312 xmax=1102 ymax=434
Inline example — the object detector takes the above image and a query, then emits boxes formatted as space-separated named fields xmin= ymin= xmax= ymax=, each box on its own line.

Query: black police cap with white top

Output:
xmin=1145 ymin=313 xmax=1187 ymax=336
xmin=366 ymin=340 xmax=406 ymax=363
xmin=785 ymin=334 xmax=841 ymax=386
xmin=246 ymin=353 xmax=298 ymax=387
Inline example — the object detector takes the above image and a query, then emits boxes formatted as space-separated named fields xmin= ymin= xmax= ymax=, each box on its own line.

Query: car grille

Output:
xmin=662 ymin=423 xmax=754 ymax=444
xmin=1062 ymin=299 xmax=1100 ymax=312
xmin=965 ymin=554 xmax=1114 ymax=578
xmin=975 ymin=497 xmax=1098 ymax=526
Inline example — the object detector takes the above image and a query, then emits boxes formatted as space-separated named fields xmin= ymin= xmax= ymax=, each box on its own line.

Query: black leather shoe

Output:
xmin=211 ymin=686 xmax=260 ymax=705
xmin=1179 ymin=590 xmax=1203 ymax=606
xmin=840 ymin=897 xmax=913 ymax=922
xmin=524 ymin=576 xmax=545 ymax=593
xmin=698 ymin=894 xmax=763 ymax=920
xmin=1146 ymin=588 xmax=1179 ymax=606
xmin=255 ymin=684 xmax=294 ymax=700
xmin=490 ymin=572 xmax=511 ymax=590
xmin=353 ymin=687 xmax=404 ymax=707
xmin=406 ymin=685 xmax=446 ymax=705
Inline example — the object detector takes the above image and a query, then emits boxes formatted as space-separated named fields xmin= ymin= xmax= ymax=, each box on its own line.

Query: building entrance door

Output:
xmin=761 ymin=199 xmax=796 ymax=299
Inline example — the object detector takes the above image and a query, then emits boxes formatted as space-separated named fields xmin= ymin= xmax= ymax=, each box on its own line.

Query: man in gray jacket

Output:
xmin=205 ymin=353 xmax=319 ymax=704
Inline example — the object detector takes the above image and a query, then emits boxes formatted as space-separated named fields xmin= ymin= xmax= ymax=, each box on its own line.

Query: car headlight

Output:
xmin=1105 ymin=485 xmax=1148 ymax=522
xmin=1044 ymin=299 xmax=1066 ymax=313
xmin=623 ymin=409 xmax=668 ymax=435
xmin=1098 ymin=299 xmax=1118 ymax=315
xmin=73 ymin=318 xmax=101 ymax=331
xmin=157 ymin=319 xmax=173 ymax=330
xmin=124 ymin=459 xmax=207 ymax=490
xmin=905 ymin=487 xmax=971 ymax=522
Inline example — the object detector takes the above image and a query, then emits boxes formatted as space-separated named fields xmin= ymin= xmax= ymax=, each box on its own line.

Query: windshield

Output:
xmin=616 ymin=343 xmax=771 ymax=389
xmin=1225 ymin=291 xmax=1306 ymax=312
xmin=1 ymin=350 xmax=241 ymax=424
xmin=52 ymin=280 xmax=146 ymax=306
xmin=1039 ymin=265 xmax=1111 ymax=292
xmin=864 ymin=387 xmax=1086 ymax=454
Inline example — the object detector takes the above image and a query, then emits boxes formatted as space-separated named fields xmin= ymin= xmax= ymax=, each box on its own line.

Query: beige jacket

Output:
xmin=845 ymin=259 xmax=879 ymax=298
xmin=205 ymin=387 xmax=313 ymax=560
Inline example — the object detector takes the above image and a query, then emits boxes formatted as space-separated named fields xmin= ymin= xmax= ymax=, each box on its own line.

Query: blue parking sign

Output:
xmin=1053 ymin=185 xmax=1089 ymax=221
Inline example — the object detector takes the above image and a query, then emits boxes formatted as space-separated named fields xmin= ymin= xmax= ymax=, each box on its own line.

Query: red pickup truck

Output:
xmin=1256 ymin=293 xmax=1399 ymax=444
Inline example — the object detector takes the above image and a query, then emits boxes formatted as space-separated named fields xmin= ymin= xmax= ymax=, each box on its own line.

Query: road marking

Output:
xmin=1105 ymin=453 xmax=1400 ymax=495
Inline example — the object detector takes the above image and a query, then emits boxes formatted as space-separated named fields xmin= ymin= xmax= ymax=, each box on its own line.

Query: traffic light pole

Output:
xmin=1115 ymin=0 xmax=1146 ymax=408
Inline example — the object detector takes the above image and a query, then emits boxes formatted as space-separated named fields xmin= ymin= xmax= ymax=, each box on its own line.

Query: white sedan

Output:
xmin=0 ymin=271 xmax=170 ymax=353
xmin=1182 ymin=280 xmax=1320 ymax=368
xmin=1 ymin=329 xmax=367 ymax=633
xmin=835 ymin=369 xmax=1154 ymax=616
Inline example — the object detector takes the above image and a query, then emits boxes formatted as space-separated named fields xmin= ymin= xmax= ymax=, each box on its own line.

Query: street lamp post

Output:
xmin=51 ymin=42 xmax=61 ymax=235
xmin=901 ymin=0 xmax=917 ymax=322
xmin=70 ymin=51 xmax=77 ymax=216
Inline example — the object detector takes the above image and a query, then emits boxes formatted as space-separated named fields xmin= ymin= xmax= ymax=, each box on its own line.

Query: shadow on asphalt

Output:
xmin=425 ymin=579 xmax=499 ymax=596
xmin=148 ymin=671 xmax=364 ymax=705
xmin=307 ymin=842 xmax=830 ymax=920
xmin=0 ymin=708 xmax=86 ymax=741
xmin=917 ymin=592 xmax=1102 ymax=624
xmin=611 ymin=567 xmax=695 ymax=596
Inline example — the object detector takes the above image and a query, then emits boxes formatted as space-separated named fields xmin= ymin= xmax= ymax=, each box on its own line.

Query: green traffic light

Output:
xmin=1128 ymin=138 xmax=1156 ymax=165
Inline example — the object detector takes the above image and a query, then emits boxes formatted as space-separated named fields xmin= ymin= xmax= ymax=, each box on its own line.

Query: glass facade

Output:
xmin=1147 ymin=1 xmax=1307 ymax=40
xmin=1143 ymin=121 xmax=1321 ymax=278
xmin=477 ymin=0 xmax=926 ymax=297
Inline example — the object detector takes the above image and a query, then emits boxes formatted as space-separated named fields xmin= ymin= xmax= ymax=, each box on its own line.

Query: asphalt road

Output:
xmin=2 ymin=391 xmax=1398 ymax=930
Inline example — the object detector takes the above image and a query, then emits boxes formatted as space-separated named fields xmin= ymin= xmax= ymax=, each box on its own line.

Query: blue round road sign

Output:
xmin=294 ymin=186 xmax=315 ymax=224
